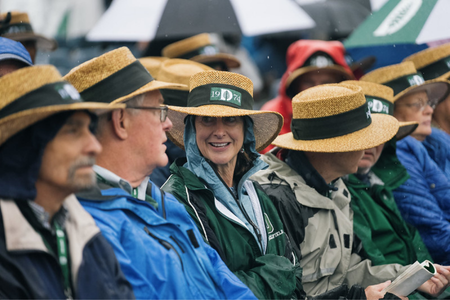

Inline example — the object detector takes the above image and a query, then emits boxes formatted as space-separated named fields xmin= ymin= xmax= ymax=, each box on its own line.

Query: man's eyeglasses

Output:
xmin=126 ymin=105 xmax=169 ymax=122
xmin=395 ymin=100 xmax=437 ymax=112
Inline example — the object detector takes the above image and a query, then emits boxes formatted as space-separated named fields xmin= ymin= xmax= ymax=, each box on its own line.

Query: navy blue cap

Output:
xmin=0 ymin=37 xmax=32 ymax=66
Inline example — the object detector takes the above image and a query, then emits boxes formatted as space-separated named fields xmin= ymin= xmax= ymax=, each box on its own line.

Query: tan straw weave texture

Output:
xmin=139 ymin=57 xmax=168 ymax=79
xmin=292 ymin=84 xmax=364 ymax=119
xmin=189 ymin=70 xmax=253 ymax=95
xmin=162 ymin=33 xmax=211 ymax=58
xmin=361 ymin=61 xmax=416 ymax=84
xmin=341 ymin=80 xmax=393 ymax=102
xmin=158 ymin=59 xmax=213 ymax=90
xmin=404 ymin=43 xmax=450 ymax=70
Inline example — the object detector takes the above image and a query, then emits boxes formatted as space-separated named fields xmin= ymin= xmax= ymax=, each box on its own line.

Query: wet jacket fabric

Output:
xmin=394 ymin=136 xmax=450 ymax=265
xmin=423 ymin=128 xmax=450 ymax=181
xmin=260 ymin=40 xmax=352 ymax=153
xmin=162 ymin=116 xmax=303 ymax=299
xmin=77 ymin=177 xmax=255 ymax=300
xmin=252 ymin=151 xmax=407 ymax=296
xmin=344 ymin=141 xmax=432 ymax=267
xmin=0 ymin=195 xmax=134 ymax=299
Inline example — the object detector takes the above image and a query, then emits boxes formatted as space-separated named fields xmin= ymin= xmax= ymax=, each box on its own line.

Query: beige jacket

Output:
xmin=251 ymin=153 xmax=409 ymax=296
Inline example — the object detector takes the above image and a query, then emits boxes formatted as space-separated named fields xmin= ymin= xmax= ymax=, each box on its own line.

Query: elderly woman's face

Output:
xmin=394 ymin=90 xmax=433 ymax=141
xmin=195 ymin=116 xmax=244 ymax=168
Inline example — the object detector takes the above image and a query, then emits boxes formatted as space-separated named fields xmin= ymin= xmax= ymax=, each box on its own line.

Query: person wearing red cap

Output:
xmin=260 ymin=40 xmax=354 ymax=153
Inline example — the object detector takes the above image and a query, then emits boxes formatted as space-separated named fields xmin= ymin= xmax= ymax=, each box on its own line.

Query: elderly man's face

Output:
xmin=357 ymin=143 xmax=385 ymax=174
xmin=126 ymin=90 xmax=173 ymax=174
xmin=37 ymin=111 xmax=102 ymax=193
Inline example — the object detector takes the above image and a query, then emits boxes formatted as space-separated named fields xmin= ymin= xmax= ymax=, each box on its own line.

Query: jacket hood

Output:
xmin=279 ymin=40 xmax=353 ymax=100
xmin=183 ymin=115 xmax=268 ymax=245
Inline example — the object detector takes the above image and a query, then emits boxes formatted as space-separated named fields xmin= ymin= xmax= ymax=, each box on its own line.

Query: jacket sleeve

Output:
xmin=394 ymin=140 xmax=450 ymax=265
xmin=194 ymin=227 xmax=258 ymax=300
xmin=81 ymin=206 xmax=157 ymax=299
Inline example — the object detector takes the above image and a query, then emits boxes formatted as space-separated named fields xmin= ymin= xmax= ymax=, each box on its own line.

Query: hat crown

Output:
xmin=64 ymin=47 xmax=137 ymax=93
xmin=0 ymin=65 xmax=62 ymax=109
xmin=292 ymin=84 xmax=365 ymax=119
xmin=189 ymin=70 xmax=253 ymax=96
xmin=162 ymin=33 xmax=212 ymax=58
xmin=139 ymin=56 xmax=168 ymax=79
xmin=404 ymin=43 xmax=450 ymax=70
xmin=342 ymin=80 xmax=394 ymax=103
xmin=361 ymin=61 xmax=417 ymax=84
xmin=158 ymin=59 xmax=213 ymax=89
xmin=0 ymin=11 xmax=31 ymax=25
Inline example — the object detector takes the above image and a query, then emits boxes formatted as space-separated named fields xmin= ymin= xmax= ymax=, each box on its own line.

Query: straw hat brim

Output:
xmin=272 ymin=114 xmax=398 ymax=153
xmin=393 ymin=79 xmax=450 ymax=104
xmin=166 ymin=104 xmax=283 ymax=152
xmin=285 ymin=65 xmax=355 ymax=89
xmin=110 ymin=80 xmax=187 ymax=104
xmin=3 ymin=32 xmax=57 ymax=51
xmin=397 ymin=121 xmax=418 ymax=141
xmin=437 ymin=72 xmax=450 ymax=82
xmin=191 ymin=53 xmax=241 ymax=69
xmin=0 ymin=102 xmax=124 ymax=146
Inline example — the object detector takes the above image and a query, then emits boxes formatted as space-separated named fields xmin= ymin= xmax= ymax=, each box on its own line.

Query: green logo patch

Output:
xmin=54 ymin=83 xmax=81 ymax=101
xmin=210 ymin=87 xmax=241 ymax=106
xmin=264 ymin=213 xmax=274 ymax=234
xmin=367 ymin=97 xmax=390 ymax=115
xmin=407 ymin=74 xmax=424 ymax=87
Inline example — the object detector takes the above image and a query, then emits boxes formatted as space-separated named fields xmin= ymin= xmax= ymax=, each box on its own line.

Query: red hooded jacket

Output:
xmin=260 ymin=40 xmax=353 ymax=153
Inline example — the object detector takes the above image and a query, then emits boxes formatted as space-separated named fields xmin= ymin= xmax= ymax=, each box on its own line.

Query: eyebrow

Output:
xmin=65 ymin=118 xmax=88 ymax=128
xmin=158 ymin=97 xmax=164 ymax=104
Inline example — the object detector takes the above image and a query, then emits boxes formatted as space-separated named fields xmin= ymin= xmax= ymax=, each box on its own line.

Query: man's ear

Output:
xmin=111 ymin=109 xmax=129 ymax=140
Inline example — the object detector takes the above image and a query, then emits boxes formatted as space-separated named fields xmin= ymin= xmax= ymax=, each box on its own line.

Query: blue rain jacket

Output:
xmin=394 ymin=136 xmax=450 ymax=265
xmin=77 ymin=179 xmax=256 ymax=300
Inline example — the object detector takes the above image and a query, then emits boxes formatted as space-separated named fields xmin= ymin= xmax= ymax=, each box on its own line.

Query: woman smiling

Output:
xmin=161 ymin=70 xmax=304 ymax=299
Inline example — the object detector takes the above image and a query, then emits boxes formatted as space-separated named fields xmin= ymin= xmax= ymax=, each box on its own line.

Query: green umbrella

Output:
xmin=345 ymin=0 xmax=450 ymax=48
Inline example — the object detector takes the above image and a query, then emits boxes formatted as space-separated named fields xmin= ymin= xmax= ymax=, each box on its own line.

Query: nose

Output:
xmin=163 ymin=116 xmax=173 ymax=131
xmin=213 ymin=118 xmax=226 ymax=137
xmin=424 ymin=103 xmax=434 ymax=115
xmin=85 ymin=131 xmax=102 ymax=156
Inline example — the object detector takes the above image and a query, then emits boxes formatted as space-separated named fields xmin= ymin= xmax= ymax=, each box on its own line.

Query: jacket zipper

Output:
xmin=143 ymin=226 xmax=184 ymax=271
xmin=212 ymin=170 xmax=264 ymax=249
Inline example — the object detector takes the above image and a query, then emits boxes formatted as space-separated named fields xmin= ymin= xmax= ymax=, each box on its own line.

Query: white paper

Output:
xmin=87 ymin=0 xmax=167 ymax=42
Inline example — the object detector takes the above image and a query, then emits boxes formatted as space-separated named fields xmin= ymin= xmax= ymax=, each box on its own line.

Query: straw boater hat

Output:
xmin=162 ymin=33 xmax=240 ymax=70
xmin=285 ymin=51 xmax=355 ymax=96
xmin=167 ymin=70 xmax=283 ymax=152
xmin=138 ymin=56 xmax=169 ymax=79
xmin=157 ymin=58 xmax=213 ymax=106
xmin=342 ymin=80 xmax=417 ymax=140
xmin=403 ymin=43 xmax=450 ymax=81
xmin=360 ymin=61 xmax=450 ymax=105
xmin=0 ymin=65 xmax=124 ymax=146
xmin=0 ymin=11 xmax=57 ymax=51
xmin=272 ymin=83 xmax=399 ymax=152
xmin=64 ymin=47 xmax=186 ymax=104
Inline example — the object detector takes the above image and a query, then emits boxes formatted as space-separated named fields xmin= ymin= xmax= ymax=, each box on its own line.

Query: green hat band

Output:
xmin=0 ymin=81 xmax=82 ymax=119
xmin=291 ymin=102 xmax=372 ymax=140
xmin=80 ymin=60 xmax=154 ymax=103
xmin=384 ymin=72 xmax=425 ymax=96
xmin=366 ymin=96 xmax=394 ymax=116
xmin=187 ymin=83 xmax=253 ymax=110
xmin=418 ymin=55 xmax=450 ymax=80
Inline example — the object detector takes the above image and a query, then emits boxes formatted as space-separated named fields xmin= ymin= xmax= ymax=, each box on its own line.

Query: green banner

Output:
xmin=345 ymin=0 xmax=438 ymax=48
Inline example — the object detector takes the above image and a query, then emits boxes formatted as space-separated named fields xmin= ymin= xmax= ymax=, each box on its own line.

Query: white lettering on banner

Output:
xmin=373 ymin=0 xmax=422 ymax=37
xmin=269 ymin=229 xmax=284 ymax=241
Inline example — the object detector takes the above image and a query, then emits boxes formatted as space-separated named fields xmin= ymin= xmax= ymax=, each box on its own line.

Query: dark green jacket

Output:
xmin=344 ymin=140 xmax=432 ymax=267
xmin=162 ymin=158 xmax=303 ymax=300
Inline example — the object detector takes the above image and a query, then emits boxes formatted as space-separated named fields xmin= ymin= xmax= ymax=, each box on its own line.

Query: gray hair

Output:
xmin=96 ymin=93 xmax=146 ymax=138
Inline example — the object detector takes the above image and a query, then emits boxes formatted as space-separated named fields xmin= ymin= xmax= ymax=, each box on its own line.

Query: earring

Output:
xmin=240 ymin=147 xmax=245 ymax=154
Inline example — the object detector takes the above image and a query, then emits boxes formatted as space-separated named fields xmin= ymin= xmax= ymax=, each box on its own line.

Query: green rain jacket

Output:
xmin=163 ymin=158 xmax=303 ymax=300
xmin=344 ymin=140 xmax=432 ymax=267
xmin=162 ymin=116 xmax=303 ymax=300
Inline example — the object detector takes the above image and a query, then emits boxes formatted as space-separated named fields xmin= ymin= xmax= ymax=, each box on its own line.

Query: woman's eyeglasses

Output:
xmin=126 ymin=105 xmax=169 ymax=122
xmin=395 ymin=99 xmax=437 ymax=112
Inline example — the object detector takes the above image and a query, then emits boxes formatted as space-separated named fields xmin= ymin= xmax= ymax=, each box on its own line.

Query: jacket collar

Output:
xmin=1 ymin=195 xmax=100 ymax=288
